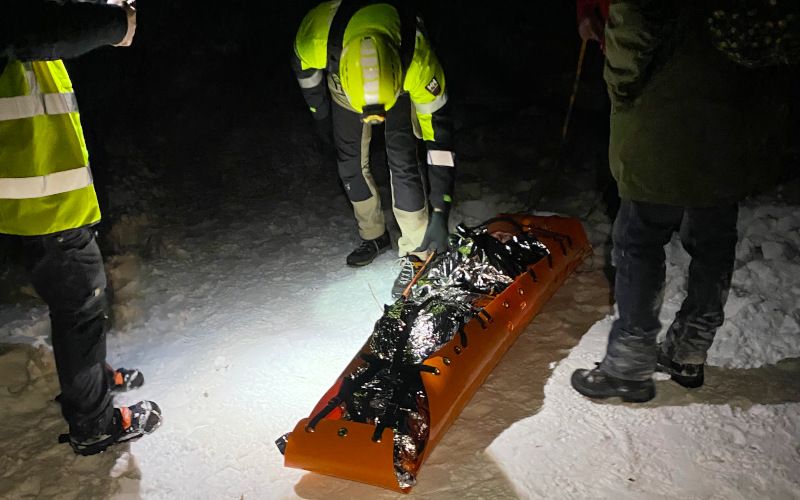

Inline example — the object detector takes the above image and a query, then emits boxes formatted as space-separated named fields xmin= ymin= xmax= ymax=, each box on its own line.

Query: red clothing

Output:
xmin=576 ymin=0 xmax=610 ymax=22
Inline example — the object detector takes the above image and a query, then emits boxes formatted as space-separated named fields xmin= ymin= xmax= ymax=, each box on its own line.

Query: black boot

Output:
xmin=571 ymin=368 xmax=655 ymax=403
xmin=346 ymin=232 xmax=391 ymax=267
xmin=656 ymin=350 xmax=704 ymax=388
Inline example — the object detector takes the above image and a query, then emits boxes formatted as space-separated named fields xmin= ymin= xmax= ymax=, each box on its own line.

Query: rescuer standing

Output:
xmin=0 ymin=0 xmax=162 ymax=454
xmin=292 ymin=0 xmax=456 ymax=297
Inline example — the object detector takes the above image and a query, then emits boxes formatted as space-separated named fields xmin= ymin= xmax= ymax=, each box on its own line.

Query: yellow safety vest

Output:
xmin=0 ymin=59 xmax=100 ymax=236
xmin=295 ymin=1 xmax=450 ymax=143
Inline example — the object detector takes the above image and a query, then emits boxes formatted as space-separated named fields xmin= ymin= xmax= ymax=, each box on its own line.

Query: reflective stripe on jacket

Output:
xmin=0 ymin=59 xmax=100 ymax=235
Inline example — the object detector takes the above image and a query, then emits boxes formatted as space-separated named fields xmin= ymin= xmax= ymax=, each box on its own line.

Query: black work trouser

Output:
xmin=599 ymin=200 xmax=738 ymax=380
xmin=331 ymin=93 xmax=425 ymax=212
xmin=21 ymin=226 xmax=114 ymax=439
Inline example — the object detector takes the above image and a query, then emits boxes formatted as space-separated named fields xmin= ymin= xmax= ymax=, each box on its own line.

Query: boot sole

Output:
xmin=578 ymin=390 xmax=656 ymax=403
xmin=656 ymin=361 xmax=704 ymax=389
xmin=670 ymin=374 xmax=704 ymax=389
xmin=621 ymin=391 xmax=656 ymax=403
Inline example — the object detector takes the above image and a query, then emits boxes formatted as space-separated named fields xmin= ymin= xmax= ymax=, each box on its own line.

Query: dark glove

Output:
xmin=415 ymin=210 xmax=449 ymax=254
xmin=313 ymin=116 xmax=335 ymax=158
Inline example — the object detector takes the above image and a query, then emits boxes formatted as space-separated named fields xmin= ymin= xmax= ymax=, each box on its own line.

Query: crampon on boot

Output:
xmin=107 ymin=365 xmax=145 ymax=392
xmin=61 ymin=400 xmax=162 ymax=456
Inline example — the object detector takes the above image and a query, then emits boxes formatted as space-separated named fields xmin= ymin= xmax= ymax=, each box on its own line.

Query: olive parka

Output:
xmin=604 ymin=0 xmax=793 ymax=207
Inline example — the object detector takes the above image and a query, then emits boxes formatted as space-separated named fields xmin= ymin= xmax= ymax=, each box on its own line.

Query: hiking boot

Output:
xmin=64 ymin=400 xmax=163 ymax=456
xmin=391 ymin=255 xmax=425 ymax=298
xmin=108 ymin=365 xmax=144 ymax=392
xmin=346 ymin=232 xmax=391 ymax=267
xmin=656 ymin=349 xmax=704 ymax=388
xmin=571 ymin=368 xmax=655 ymax=403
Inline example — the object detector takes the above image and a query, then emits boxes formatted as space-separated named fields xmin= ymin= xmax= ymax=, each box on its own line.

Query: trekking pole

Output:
xmin=562 ymin=38 xmax=587 ymax=143
xmin=526 ymin=38 xmax=588 ymax=210
xmin=401 ymin=252 xmax=435 ymax=299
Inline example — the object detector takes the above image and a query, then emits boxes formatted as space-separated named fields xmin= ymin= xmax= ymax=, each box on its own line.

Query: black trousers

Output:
xmin=21 ymin=226 xmax=114 ymax=439
xmin=331 ymin=93 xmax=426 ymax=212
xmin=599 ymin=200 xmax=738 ymax=380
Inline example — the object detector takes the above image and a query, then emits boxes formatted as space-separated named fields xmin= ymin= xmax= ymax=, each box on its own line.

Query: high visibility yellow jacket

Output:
xmin=0 ymin=59 xmax=100 ymax=236
xmin=292 ymin=1 xmax=456 ymax=210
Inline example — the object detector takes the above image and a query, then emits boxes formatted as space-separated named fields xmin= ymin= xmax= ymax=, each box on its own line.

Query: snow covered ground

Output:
xmin=1 ymin=154 xmax=799 ymax=499
xmin=485 ymin=193 xmax=800 ymax=500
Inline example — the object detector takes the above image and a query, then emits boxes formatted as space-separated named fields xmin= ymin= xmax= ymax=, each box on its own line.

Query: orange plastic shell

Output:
xmin=283 ymin=215 xmax=592 ymax=492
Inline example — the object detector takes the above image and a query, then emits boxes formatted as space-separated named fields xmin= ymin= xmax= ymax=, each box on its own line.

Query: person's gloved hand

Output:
xmin=415 ymin=210 xmax=449 ymax=254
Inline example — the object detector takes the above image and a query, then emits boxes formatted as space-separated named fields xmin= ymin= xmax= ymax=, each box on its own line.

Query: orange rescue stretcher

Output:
xmin=279 ymin=214 xmax=591 ymax=492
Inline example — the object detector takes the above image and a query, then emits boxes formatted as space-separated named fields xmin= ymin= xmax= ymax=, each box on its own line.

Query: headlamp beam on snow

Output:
xmin=361 ymin=104 xmax=387 ymax=125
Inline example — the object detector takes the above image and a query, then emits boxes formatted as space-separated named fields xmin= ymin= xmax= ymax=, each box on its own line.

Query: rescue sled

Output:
xmin=277 ymin=214 xmax=591 ymax=492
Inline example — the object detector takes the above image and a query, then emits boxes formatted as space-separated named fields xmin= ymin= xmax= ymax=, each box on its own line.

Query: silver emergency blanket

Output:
xmin=313 ymin=219 xmax=550 ymax=488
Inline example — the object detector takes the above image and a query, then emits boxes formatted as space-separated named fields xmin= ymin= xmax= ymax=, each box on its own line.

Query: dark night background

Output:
xmin=3 ymin=0 xmax=798 ymax=282
xmin=64 ymin=0 xmax=610 ymax=240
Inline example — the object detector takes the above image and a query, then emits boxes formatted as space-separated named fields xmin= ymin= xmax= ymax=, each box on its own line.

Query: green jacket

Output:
xmin=605 ymin=0 xmax=793 ymax=206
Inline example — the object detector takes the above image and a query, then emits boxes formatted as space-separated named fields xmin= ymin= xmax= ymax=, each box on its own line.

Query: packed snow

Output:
xmin=1 ymin=146 xmax=799 ymax=498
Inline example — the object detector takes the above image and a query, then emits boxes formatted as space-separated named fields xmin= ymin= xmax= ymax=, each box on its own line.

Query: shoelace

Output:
xmin=397 ymin=259 xmax=428 ymax=296
xmin=394 ymin=257 xmax=418 ymax=282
